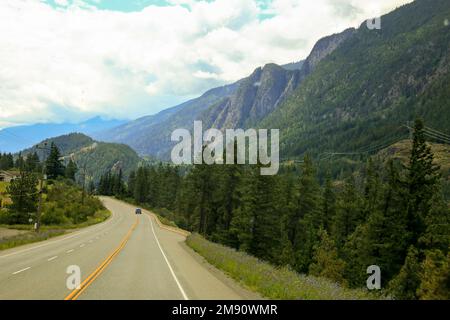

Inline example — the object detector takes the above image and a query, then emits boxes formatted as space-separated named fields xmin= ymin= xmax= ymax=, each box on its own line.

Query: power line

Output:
xmin=423 ymin=130 xmax=450 ymax=143
xmin=424 ymin=132 xmax=450 ymax=144
xmin=425 ymin=126 xmax=450 ymax=139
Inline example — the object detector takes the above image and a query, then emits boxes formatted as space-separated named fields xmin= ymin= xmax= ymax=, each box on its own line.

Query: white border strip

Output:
xmin=148 ymin=215 xmax=189 ymax=300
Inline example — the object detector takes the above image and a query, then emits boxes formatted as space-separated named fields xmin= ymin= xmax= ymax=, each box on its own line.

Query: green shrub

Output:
xmin=41 ymin=203 xmax=70 ymax=225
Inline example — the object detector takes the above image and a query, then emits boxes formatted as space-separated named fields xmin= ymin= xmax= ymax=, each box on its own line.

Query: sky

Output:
xmin=0 ymin=0 xmax=413 ymax=128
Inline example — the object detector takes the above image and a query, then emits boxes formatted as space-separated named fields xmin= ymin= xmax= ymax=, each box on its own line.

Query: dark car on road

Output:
xmin=135 ymin=208 xmax=142 ymax=215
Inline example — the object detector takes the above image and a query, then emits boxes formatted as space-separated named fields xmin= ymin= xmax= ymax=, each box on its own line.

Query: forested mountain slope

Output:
xmin=260 ymin=0 xmax=450 ymax=158
xmin=20 ymin=133 xmax=141 ymax=182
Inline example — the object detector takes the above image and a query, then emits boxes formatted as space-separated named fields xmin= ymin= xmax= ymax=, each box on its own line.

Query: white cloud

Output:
xmin=0 ymin=0 xmax=412 ymax=127
xmin=54 ymin=0 xmax=69 ymax=6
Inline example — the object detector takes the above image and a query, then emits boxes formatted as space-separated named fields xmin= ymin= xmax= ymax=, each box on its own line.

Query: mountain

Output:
xmin=95 ymin=28 xmax=354 ymax=159
xmin=94 ymin=82 xmax=240 ymax=158
xmin=0 ymin=117 xmax=126 ymax=153
xmin=201 ymin=63 xmax=301 ymax=129
xmin=282 ymin=61 xmax=304 ymax=71
xmin=260 ymin=0 xmax=450 ymax=158
xmin=200 ymin=29 xmax=355 ymax=131
xmin=21 ymin=133 xmax=141 ymax=183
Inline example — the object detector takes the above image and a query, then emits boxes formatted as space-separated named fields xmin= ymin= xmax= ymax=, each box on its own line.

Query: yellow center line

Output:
xmin=64 ymin=217 xmax=139 ymax=301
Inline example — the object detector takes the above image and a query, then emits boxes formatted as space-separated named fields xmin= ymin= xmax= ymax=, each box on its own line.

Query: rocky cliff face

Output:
xmin=200 ymin=28 xmax=356 ymax=130
xmin=300 ymin=28 xmax=355 ymax=76
xmin=201 ymin=63 xmax=301 ymax=129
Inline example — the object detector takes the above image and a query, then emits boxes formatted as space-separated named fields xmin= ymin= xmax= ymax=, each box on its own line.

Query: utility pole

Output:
xmin=81 ymin=163 xmax=86 ymax=205
xmin=35 ymin=142 xmax=50 ymax=233
xmin=36 ymin=165 xmax=45 ymax=233
xmin=407 ymin=121 xmax=413 ymax=140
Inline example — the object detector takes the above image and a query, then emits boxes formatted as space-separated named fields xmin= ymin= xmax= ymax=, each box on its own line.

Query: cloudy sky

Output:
xmin=0 ymin=0 xmax=412 ymax=128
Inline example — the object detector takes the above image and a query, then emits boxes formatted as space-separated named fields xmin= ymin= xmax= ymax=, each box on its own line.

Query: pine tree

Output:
xmin=113 ymin=169 xmax=125 ymax=196
xmin=406 ymin=119 xmax=441 ymax=246
xmin=211 ymin=161 xmax=242 ymax=247
xmin=0 ymin=153 xmax=14 ymax=170
xmin=419 ymin=189 xmax=450 ymax=252
xmin=417 ymin=250 xmax=449 ymax=300
xmin=45 ymin=143 xmax=65 ymax=180
xmin=363 ymin=158 xmax=382 ymax=219
xmin=321 ymin=174 xmax=337 ymax=232
xmin=65 ymin=159 xmax=78 ymax=181
xmin=309 ymin=229 xmax=347 ymax=285
xmin=290 ymin=155 xmax=322 ymax=272
xmin=127 ymin=171 xmax=136 ymax=198
xmin=25 ymin=152 xmax=40 ymax=173
xmin=134 ymin=167 xmax=149 ymax=203
xmin=15 ymin=153 xmax=25 ymax=170
xmin=6 ymin=171 xmax=39 ymax=224
xmin=231 ymin=165 xmax=282 ymax=263
xmin=388 ymin=246 xmax=422 ymax=300
xmin=332 ymin=178 xmax=364 ymax=249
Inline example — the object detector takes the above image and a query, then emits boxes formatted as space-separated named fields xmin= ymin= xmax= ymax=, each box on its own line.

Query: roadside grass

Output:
xmin=0 ymin=230 xmax=65 ymax=251
xmin=0 ymin=209 xmax=111 ymax=251
xmin=186 ymin=233 xmax=382 ymax=300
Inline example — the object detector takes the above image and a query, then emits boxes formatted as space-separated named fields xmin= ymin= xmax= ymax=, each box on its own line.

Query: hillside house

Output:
xmin=0 ymin=171 xmax=19 ymax=182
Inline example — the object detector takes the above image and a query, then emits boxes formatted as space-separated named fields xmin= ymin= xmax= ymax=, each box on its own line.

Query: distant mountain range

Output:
xmin=0 ymin=117 xmax=126 ymax=153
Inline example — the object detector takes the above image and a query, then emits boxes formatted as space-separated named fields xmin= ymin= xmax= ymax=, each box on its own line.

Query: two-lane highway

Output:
xmin=0 ymin=197 xmax=258 ymax=300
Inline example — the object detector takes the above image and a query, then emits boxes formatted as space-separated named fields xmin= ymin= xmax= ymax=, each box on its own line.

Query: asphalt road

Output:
xmin=0 ymin=197 xmax=258 ymax=300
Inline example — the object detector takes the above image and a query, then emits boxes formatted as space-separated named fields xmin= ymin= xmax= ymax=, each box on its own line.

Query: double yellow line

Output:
xmin=65 ymin=217 xmax=139 ymax=300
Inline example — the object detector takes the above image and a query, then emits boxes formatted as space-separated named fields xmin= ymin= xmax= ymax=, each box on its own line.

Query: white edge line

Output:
xmin=0 ymin=211 xmax=116 ymax=259
xmin=148 ymin=215 xmax=189 ymax=300
xmin=13 ymin=267 xmax=31 ymax=275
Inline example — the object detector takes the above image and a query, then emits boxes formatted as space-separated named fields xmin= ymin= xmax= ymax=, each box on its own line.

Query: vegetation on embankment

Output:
xmin=0 ymin=229 xmax=65 ymax=251
xmin=0 ymin=209 xmax=110 ymax=251
xmin=0 ymin=149 xmax=111 ymax=250
xmin=186 ymin=233 xmax=379 ymax=300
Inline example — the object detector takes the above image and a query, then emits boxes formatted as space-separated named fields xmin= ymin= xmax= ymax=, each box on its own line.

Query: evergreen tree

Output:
xmin=363 ymin=158 xmax=383 ymax=219
xmin=321 ymin=174 xmax=337 ymax=232
xmin=25 ymin=152 xmax=40 ymax=173
xmin=127 ymin=170 xmax=136 ymax=198
xmin=417 ymin=250 xmax=449 ymax=300
xmin=15 ymin=153 xmax=25 ymax=170
xmin=112 ymin=169 xmax=125 ymax=197
xmin=65 ymin=159 xmax=78 ymax=181
xmin=134 ymin=167 xmax=149 ymax=203
xmin=406 ymin=119 xmax=441 ymax=246
xmin=45 ymin=143 xmax=65 ymax=180
xmin=291 ymin=155 xmax=322 ymax=272
xmin=389 ymin=246 xmax=422 ymax=300
xmin=6 ymin=171 xmax=39 ymax=224
xmin=211 ymin=161 xmax=242 ymax=247
xmin=332 ymin=178 xmax=364 ymax=249
xmin=419 ymin=190 xmax=450 ymax=252
xmin=309 ymin=229 xmax=347 ymax=285
xmin=231 ymin=165 xmax=282 ymax=263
